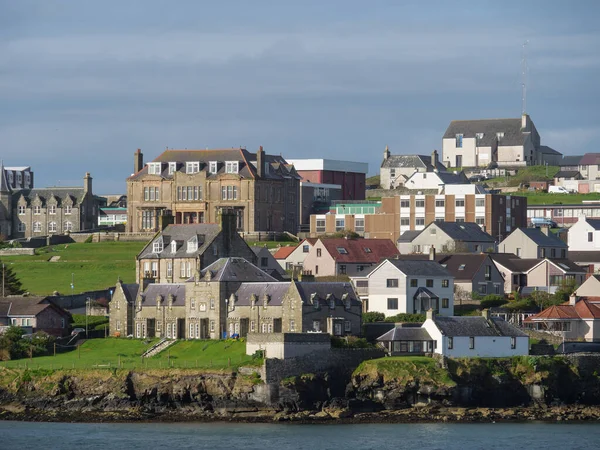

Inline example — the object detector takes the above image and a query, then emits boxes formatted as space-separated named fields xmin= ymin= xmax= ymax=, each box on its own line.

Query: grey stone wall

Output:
xmin=0 ymin=248 xmax=35 ymax=256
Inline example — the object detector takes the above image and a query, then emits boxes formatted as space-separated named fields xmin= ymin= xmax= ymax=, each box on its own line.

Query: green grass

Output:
xmin=353 ymin=356 xmax=456 ymax=387
xmin=0 ymin=241 xmax=145 ymax=295
xmin=517 ymin=191 xmax=600 ymax=205
xmin=246 ymin=240 xmax=297 ymax=249
xmin=366 ymin=175 xmax=380 ymax=186
xmin=0 ymin=338 xmax=255 ymax=371
xmin=487 ymin=165 xmax=559 ymax=185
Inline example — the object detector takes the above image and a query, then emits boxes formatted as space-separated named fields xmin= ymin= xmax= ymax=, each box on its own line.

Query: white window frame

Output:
xmin=33 ymin=222 xmax=41 ymax=232
xmin=64 ymin=205 xmax=72 ymax=215
xmin=209 ymin=161 xmax=218 ymax=174
xmin=33 ymin=205 xmax=41 ymax=215
xmin=186 ymin=161 xmax=200 ymax=174
xmin=48 ymin=205 xmax=56 ymax=215
xmin=18 ymin=205 xmax=25 ymax=215
xmin=153 ymin=238 xmax=163 ymax=253
xmin=148 ymin=163 xmax=162 ymax=175
xmin=168 ymin=162 xmax=177 ymax=175
xmin=18 ymin=222 xmax=26 ymax=232
xmin=167 ymin=261 xmax=173 ymax=278
xmin=64 ymin=221 xmax=72 ymax=232
xmin=151 ymin=262 xmax=158 ymax=278
xmin=225 ymin=161 xmax=239 ymax=174
xmin=48 ymin=222 xmax=57 ymax=233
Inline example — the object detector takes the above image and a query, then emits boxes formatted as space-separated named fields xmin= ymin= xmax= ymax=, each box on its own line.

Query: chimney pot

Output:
xmin=429 ymin=245 xmax=436 ymax=261
xmin=569 ymin=294 xmax=577 ymax=306
xmin=426 ymin=309 xmax=435 ymax=321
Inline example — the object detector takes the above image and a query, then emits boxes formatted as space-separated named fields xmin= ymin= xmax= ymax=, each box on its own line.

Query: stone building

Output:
xmin=107 ymin=279 xmax=140 ymax=337
xmin=0 ymin=165 xmax=97 ymax=239
xmin=380 ymin=148 xmax=447 ymax=189
xmin=126 ymin=147 xmax=301 ymax=234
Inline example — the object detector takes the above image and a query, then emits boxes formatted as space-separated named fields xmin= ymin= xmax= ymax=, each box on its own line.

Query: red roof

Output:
xmin=319 ymin=238 xmax=400 ymax=264
xmin=273 ymin=246 xmax=297 ymax=259
xmin=525 ymin=298 xmax=600 ymax=322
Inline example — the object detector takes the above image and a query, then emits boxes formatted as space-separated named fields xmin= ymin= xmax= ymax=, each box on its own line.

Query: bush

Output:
xmin=480 ymin=295 xmax=507 ymax=309
xmin=331 ymin=336 xmax=373 ymax=348
xmin=362 ymin=312 xmax=385 ymax=323
xmin=84 ymin=235 xmax=93 ymax=244
xmin=384 ymin=313 xmax=425 ymax=323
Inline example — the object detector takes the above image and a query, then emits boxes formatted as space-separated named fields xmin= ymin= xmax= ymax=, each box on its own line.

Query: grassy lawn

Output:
xmin=517 ymin=191 xmax=600 ymax=205
xmin=0 ymin=241 xmax=145 ymax=295
xmin=487 ymin=165 xmax=559 ymax=185
xmin=354 ymin=356 xmax=456 ymax=387
xmin=0 ymin=338 xmax=255 ymax=371
xmin=247 ymin=240 xmax=297 ymax=249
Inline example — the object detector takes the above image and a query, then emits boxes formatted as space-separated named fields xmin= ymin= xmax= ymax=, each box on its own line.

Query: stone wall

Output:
xmin=246 ymin=332 xmax=331 ymax=359
xmin=0 ymin=248 xmax=35 ymax=256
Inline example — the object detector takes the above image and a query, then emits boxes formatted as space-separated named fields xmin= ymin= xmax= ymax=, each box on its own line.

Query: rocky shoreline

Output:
xmin=2 ymin=404 xmax=600 ymax=424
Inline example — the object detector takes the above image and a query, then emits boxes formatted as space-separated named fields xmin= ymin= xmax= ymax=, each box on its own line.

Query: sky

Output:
xmin=1 ymin=0 xmax=599 ymax=194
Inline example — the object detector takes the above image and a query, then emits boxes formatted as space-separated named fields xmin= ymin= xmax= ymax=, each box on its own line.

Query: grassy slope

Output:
xmin=0 ymin=242 xmax=145 ymax=295
xmin=517 ymin=191 xmax=600 ymax=205
xmin=487 ymin=165 xmax=559 ymax=185
xmin=353 ymin=356 xmax=456 ymax=387
xmin=0 ymin=338 xmax=254 ymax=370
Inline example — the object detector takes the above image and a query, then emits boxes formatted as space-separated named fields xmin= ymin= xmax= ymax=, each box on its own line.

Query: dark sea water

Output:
xmin=1 ymin=421 xmax=600 ymax=450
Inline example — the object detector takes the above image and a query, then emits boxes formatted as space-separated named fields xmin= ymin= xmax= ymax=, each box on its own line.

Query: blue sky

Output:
xmin=1 ymin=0 xmax=599 ymax=193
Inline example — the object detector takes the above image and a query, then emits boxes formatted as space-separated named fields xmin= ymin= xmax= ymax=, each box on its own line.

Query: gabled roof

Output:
xmin=579 ymin=218 xmax=600 ymax=231
xmin=273 ymin=246 xmax=297 ymax=259
xmin=525 ymin=298 xmax=600 ymax=322
xmin=579 ymin=153 xmax=600 ymax=166
xmin=516 ymin=228 xmax=568 ymax=248
xmin=377 ymin=326 xmax=433 ymax=342
xmin=199 ymin=257 xmax=277 ymax=282
xmin=433 ymin=316 xmax=528 ymax=337
xmin=138 ymin=223 xmax=221 ymax=259
xmin=381 ymin=154 xmax=446 ymax=171
xmin=560 ymin=155 xmax=583 ymax=166
xmin=0 ymin=162 xmax=9 ymax=193
xmin=140 ymin=284 xmax=186 ymax=307
xmin=569 ymin=251 xmax=600 ymax=263
xmin=429 ymin=221 xmax=495 ymax=243
xmin=13 ymin=188 xmax=84 ymax=207
xmin=0 ymin=296 xmax=70 ymax=318
xmin=539 ymin=145 xmax=561 ymax=156
xmin=319 ymin=238 xmax=400 ymax=264
xmin=233 ymin=282 xmax=292 ymax=306
xmin=437 ymin=254 xmax=497 ymax=281
xmin=397 ymin=230 xmax=422 ymax=243
xmin=121 ymin=283 xmax=139 ymax=304
xmin=487 ymin=253 xmax=540 ymax=273
xmin=384 ymin=259 xmax=452 ymax=277
xmin=443 ymin=118 xmax=528 ymax=147
xmin=554 ymin=170 xmax=581 ymax=179
xmin=293 ymin=281 xmax=361 ymax=307
xmin=542 ymin=259 xmax=587 ymax=274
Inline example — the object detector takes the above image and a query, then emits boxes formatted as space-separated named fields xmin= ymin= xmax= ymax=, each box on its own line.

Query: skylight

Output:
xmin=558 ymin=263 xmax=570 ymax=270
xmin=364 ymin=248 xmax=372 ymax=253
xmin=337 ymin=247 xmax=348 ymax=254
xmin=458 ymin=264 xmax=466 ymax=270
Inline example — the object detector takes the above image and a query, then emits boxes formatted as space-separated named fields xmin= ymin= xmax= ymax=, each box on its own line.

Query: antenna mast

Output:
xmin=521 ymin=40 xmax=529 ymax=115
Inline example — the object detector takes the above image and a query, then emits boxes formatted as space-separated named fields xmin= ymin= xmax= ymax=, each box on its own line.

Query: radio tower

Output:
xmin=521 ymin=40 xmax=529 ymax=115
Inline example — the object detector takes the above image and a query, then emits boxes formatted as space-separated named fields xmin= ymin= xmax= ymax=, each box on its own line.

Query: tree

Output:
xmin=362 ymin=312 xmax=385 ymax=323
xmin=0 ymin=326 xmax=27 ymax=360
xmin=0 ymin=260 xmax=24 ymax=296
xmin=454 ymin=285 xmax=471 ymax=307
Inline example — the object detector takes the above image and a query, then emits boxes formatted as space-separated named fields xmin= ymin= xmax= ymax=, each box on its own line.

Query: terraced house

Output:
xmin=126 ymin=147 xmax=301 ymax=234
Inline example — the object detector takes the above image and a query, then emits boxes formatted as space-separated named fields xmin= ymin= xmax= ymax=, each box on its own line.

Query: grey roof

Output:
xmin=294 ymin=281 xmax=361 ymax=307
xmin=139 ymin=223 xmax=221 ymax=259
xmin=488 ymin=253 xmax=540 ymax=273
xmin=121 ymin=283 xmax=139 ymax=304
xmin=251 ymin=246 xmax=287 ymax=276
xmin=381 ymin=154 xmax=446 ymax=171
xmin=397 ymin=230 xmax=422 ymax=243
xmin=413 ymin=287 xmax=438 ymax=300
xmin=547 ymin=259 xmax=587 ymax=273
xmin=0 ymin=163 xmax=9 ymax=193
xmin=385 ymin=259 xmax=452 ymax=277
xmin=199 ymin=257 xmax=277 ymax=282
xmin=437 ymin=254 xmax=495 ymax=282
xmin=569 ymin=251 xmax=600 ymax=263
xmin=443 ymin=118 xmax=527 ymax=147
xmin=430 ymin=221 xmax=495 ymax=243
xmin=13 ymin=187 xmax=84 ymax=207
xmin=554 ymin=170 xmax=581 ymax=179
xmin=435 ymin=171 xmax=469 ymax=184
xmin=140 ymin=284 xmax=186 ymax=307
xmin=377 ymin=326 xmax=433 ymax=342
xmin=559 ymin=155 xmax=583 ymax=167
xmin=233 ymin=282 xmax=292 ymax=306
xmin=433 ymin=316 xmax=528 ymax=337
xmin=519 ymin=228 xmax=568 ymax=248
xmin=539 ymin=145 xmax=562 ymax=156
xmin=582 ymin=219 xmax=600 ymax=231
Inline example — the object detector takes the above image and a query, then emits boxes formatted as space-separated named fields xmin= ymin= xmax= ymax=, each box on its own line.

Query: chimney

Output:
xmin=429 ymin=245 xmax=436 ymax=261
xmin=383 ymin=145 xmax=390 ymax=161
xmin=158 ymin=213 xmax=174 ymax=231
xmin=83 ymin=172 xmax=92 ymax=194
xmin=426 ymin=308 xmax=435 ymax=321
xmin=521 ymin=114 xmax=529 ymax=131
xmin=134 ymin=149 xmax=144 ymax=174
xmin=481 ymin=309 xmax=490 ymax=320
xmin=256 ymin=146 xmax=264 ymax=178
xmin=431 ymin=149 xmax=439 ymax=170
xmin=569 ymin=293 xmax=578 ymax=306
xmin=540 ymin=225 xmax=549 ymax=236
xmin=220 ymin=209 xmax=237 ymax=254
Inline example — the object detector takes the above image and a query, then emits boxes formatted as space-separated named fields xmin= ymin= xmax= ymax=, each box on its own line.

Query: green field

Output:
xmin=0 ymin=241 xmax=145 ymax=295
xmin=487 ymin=165 xmax=559 ymax=185
xmin=517 ymin=191 xmax=600 ymax=205
xmin=0 ymin=338 xmax=256 ymax=370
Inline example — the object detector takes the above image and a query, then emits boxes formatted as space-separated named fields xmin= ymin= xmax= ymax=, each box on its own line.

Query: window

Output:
xmin=148 ymin=163 xmax=162 ymax=175
xmin=442 ymin=279 xmax=449 ymax=288
xmin=261 ymin=257 xmax=268 ymax=267
xmin=355 ymin=218 xmax=365 ymax=232
xmin=426 ymin=279 xmax=434 ymax=288
xmin=589 ymin=232 xmax=593 ymax=242
xmin=416 ymin=218 xmax=425 ymax=226
xmin=151 ymin=262 xmax=158 ymax=278
xmin=186 ymin=162 xmax=200 ymax=174
xmin=442 ymin=298 xmax=449 ymax=308
xmin=303 ymin=245 xmax=309 ymax=253
xmin=225 ymin=161 xmax=239 ymax=173
xmin=469 ymin=337 xmax=475 ymax=349
xmin=289 ymin=319 xmax=295 ymax=332
xmin=316 ymin=219 xmax=326 ymax=233
xmin=168 ymin=162 xmax=177 ymax=175
xmin=187 ymin=238 xmax=198 ymax=253
xmin=65 ymin=205 xmax=72 ymax=215
xmin=338 ymin=265 xmax=347 ymax=274
xmin=18 ymin=223 xmax=26 ymax=232
xmin=48 ymin=222 xmax=57 ymax=233
xmin=478 ymin=284 xmax=487 ymax=294
xmin=400 ymin=200 xmax=410 ymax=208
xmin=186 ymin=262 xmax=192 ymax=278
xmin=476 ymin=217 xmax=485 ymax=226
xmin=317 ymin=248 xmax=322 ymax=257
xmin=387 ymin=279 xmax=399 ymax=288
xmin=210 ymin=298 xmax=215 ymax=310
xmin=485 ymin=265 xmax=492 ymax=281
xmin=33 ymin=222 xmax=41 ymax=232
xmin=335 ymin=218 xmax=345 ymax=231
xmin=33 ymin=205 xmax=41 ymax=215
xmin=209 ymin=161 xmax=218 ymax=174
xmin=475 ymin=198 xmax=485 ymax=207
xmin=387 ymin=298 xmax=398 ymax=310
xmin=410 ymin=279 xmax=418 ymax=288
xmin=167 ymin=261 xmax=173 ymax=278
xmin=511 ymin=337 xmax=516 ymax=349
xmin=180 ymin=262 xmax=187 ymax=278
xmin=455 ymin=134 xmax=463 ymax=148
xmin=190 ymin=298 xmax=196 ymax=310
xmin=495 ymin=284 xmax=500 ymax=294
xmin=455 ymin=199 xmax=465 ymax=207
xmin=476 ymin=132 xmax=484 ymax=140
xmin=210 ymin=320 xmax=215 ymax=332
xmin=448 ymin=337 xmax=453 ymax=349
xmin=415 ymin=200 xmax=425 ymax=208
xmin=221 ymin=186 xmax=238 ymax=200
xmin=153 ymin=239 xmax=163 ymax=253
xmin=401 ymin=218 xmax=410 ymax=226
xmin=18 ymin=205 xmax=25 ymax=215
xmin=516 ymin=248 xmax=521 ymax=257
xmin=435 ymin=199 xmax=445 ymax=207
xmin=336 ymin=247 xmax=348 ymax=254
xmin=344 ymin=321 xmax=351 ymax=332
xmin=496 ymin=132 xmax=504 ymax=140
xmin=48 ymin=205 xmax=56 ymax=215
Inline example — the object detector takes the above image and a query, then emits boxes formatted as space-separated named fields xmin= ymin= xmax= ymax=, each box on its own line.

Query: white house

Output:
xmin=403 ymin=170 xmax=469 ymax=193
xmin=422 ymin=310 xmax=529 ymax=357
xmin=567 ymin=216 xmax=600 ymax=252
xmin=356 ymin=258 xmax=454 ymax=317
xmin=273 ymin=239 xmax=317 ymax=271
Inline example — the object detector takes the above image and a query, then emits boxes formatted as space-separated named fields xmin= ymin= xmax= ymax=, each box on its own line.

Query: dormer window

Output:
xmin=327 ymin=294 xmax=335 ymax=309
xmin=337 ymin=247 xmax=348 ymax=254
xmin=168 ymin=162 xmax=177 ymax=175
xmin=171 ymin=240 xmax=177 ymax=253
xmin=153 ymin=237 xmax=164 ymax=253
xmin=209 ymin=161 xmax=218 ymax=174
xmin=17 ymin=172 xmax=22 ymax=184
xmin=225 ymin=161 xmax=239 ymax=174
xmin=33 ymin=205 xmax=41 ymax=215
xmin=186 ymin=162 xmax=200 ymax=174
xmin=187 ymin=236 xmax=198 ymax=253
xmin=65 ymin=205 xmax=72 ymax=215
xmin=364 ymin=248 xmax=372 ymax=253
xmin=148 ymin=163 xmax=162 ymax=175
xmin=496 ymin=132 xmax=504 ymax=140
xmin=476 ymin=133 xmax=484 ymax=140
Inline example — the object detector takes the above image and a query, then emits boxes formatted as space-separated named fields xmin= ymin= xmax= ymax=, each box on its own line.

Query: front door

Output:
xmin=273 ymin=318 xmax=282 ymax=333
xmin=455 ymin=155 xmax=462 ymax=168
xmin=177 ymin=318 xmax=185 ymax=339
xmin=147 ymin=319 xmax=156 ymax=338
xmin=334 ymin=322 xmax=342 ymax=336
xmin=240 ymin=318 xmax=249 ymax=337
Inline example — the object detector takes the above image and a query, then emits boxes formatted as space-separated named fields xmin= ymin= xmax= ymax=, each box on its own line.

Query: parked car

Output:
xmin=71 ymin=328 xmax=85 ymax=336
xmin=469 ymin=175 xmax=485 ymax=182
xmin=549 ymin=186 xmax=573 ymax=194
xmin=530 ymin=217 xmax=557 ymax=228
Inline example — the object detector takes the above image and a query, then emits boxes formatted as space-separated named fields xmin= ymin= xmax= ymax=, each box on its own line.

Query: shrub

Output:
xmin=331 ymin=336 xmax=373 ymax=348
xmin=384 ymin=313 xmax=425 ymax=323
xmin=362 ymin=312 xmax=385 ymax=323
xmin=480 ymin=295 xmax=507 ymax=309
xmin=84 ymin=235 xmax=93 ymax=244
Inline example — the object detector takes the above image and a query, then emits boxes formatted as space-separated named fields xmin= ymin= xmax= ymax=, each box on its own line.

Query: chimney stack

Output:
xmin=521 ymin=113 xmax=529 ymax=131
xmin=540 ymin=225 xmax=549 ymax=236
xmin=426 ymin=308 xmax=435 ymax=321
xmin=256 ymin=146 xmax=264 ymax=178
xmin=220 ymin=209 xmax=237 ymax=254
xmin=481 ymin=309 xmax=490 ymax=320
xmin=429 ymin=245 xmax=436 ymax=261
xmin=134 ymin=149 xmax=144 ymax=174
xmin=431 ymin=149 xmax=439 ymax=170
xmin=384 ymin=145 xmax=390 ymax=161
xmin=83 ymin=172 xmax=92 ymax=194
xmin=569 ymin=293 xmax=578 ymax=306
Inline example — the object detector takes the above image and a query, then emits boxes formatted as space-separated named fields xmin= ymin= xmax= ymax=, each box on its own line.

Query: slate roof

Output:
xmin=579 ymin=153 xmax=600 ymax=166
xmin=140 ymin=284 xmax=186 ymax=307
xmin=397 ymin=230 xmax=422 ymax=243
xmin=320 ymin=238 xmax=400 ymax=264
xmin=581 ymin=219 xmax=600 ymax=231
xmin=433 ymin=316 xmax=528 ymax=337
xmin=560 ymin=155 xmax=583 ymax=167
xmin=377 ymin=326 xmax=433 ymax=342
xmin=430 ymin=221 xmax=495 ymax=243
xmin=13 ymin=187 xmax=85 ymax=207
xmin=0 ymin=162 xmax=9 ymax=192
xmin=293 ymin=281 xmax=361 ymax=307
xmin=121 ymin=283 xmax=139 ymax=304
xmin=199 ymin=257 xmax=277 ymax=282
xmin=518 ymin=228 xmax=568 ymax=248
xmin=437 ymin=254 xmax=496 ymax=282
xmin=128 ymin=148 xmax=300 ymax=182
xmin=525 ymin=299 xmax=600 ymax=322
xmin=381 ymin=154 xmax=446 ymax=171
xmin=385 ymin=259 xmax=452 ymax=277
xmin=413 ymin=287 xmax=439 ymax=300
xmin=569 ymin=251 xmax=600 ymax=263
xmin=443 ymin=118 xmax=527 ymax=147
xmin=539 ymin=145 xmax=561 ymax=155
xmin=233 ymin=282 xmax=292 ymax=306
xmin=545 ymin=259 xmax=587 ymax=274
xmin=139 ymin=223 xmax=221 ymax=259
xmin=488 ymin=253 xmax=540 ymax=273
xmin=554 ymin=170 xmax=581 ymax=179
xmin=0 ymin=297 xmax=70 ymax=318
xmin=273 ymin=246 xmax=297 ymax=259
xmin=434 ymin=171 xmax=469 ymax=184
